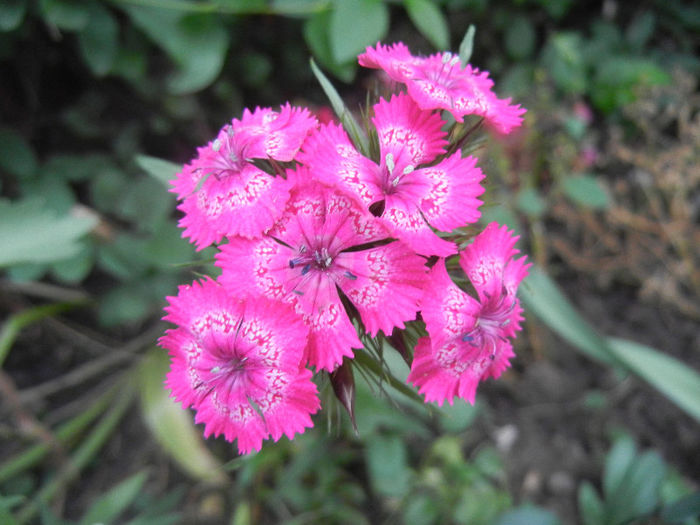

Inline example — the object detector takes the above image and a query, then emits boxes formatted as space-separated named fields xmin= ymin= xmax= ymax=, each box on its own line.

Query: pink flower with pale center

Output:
xmin=160 ymin=278 xmax=320 ymax=454
xmin=408 ymin=223 xmax=530 ymax=405
xmin=171 ymin=104 xmax=317 ymax=249
xmin=359 ymin=42 xmax=526 ymax=134
xmin=298 ymin=93 xmax=485 ymax=257
xmin=216 ymin=173 xmax=427 ymax=371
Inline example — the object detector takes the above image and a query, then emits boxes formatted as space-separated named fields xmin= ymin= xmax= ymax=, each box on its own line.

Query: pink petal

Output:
xmin=233 ymin=103 xmax=318 ymax=162
xmin=418 ymin=153 xmax=484 ymax=232
xmin=420 ymin=259 xmax=480 ymax=348
xmin=305 ymin=300 xmax=362 ymax=371
xmin=177 ymin=165 xmax=291 ymax=249
xmin=335 ymin=241 xmax=427 ymax=337
xmin=297 ymin=123 xmax=382 ymax=206
xmin=382 ymin=195 xmax=457 ymax=257
xmin=372 ymin=93 xmax=447 ymax=167
xmin=458 ymin=222 xmax=523 ymax=301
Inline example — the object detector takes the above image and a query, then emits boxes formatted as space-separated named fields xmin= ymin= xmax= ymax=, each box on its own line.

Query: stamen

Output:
xmin=293 ymin=290 xmax=304 ymax=296
xmin=212 ymin=139 xmax=222 ymax=152
xmin=403 ymin=165 xmax=415 ymax=175
xmin=385 ymin=153 xmax=395 ymax=174
xmin=301 ymin=264 xmax=311 ymax=275
xmin=344 ymin=271 xmax=357 ymax=280
xmin=449 ymin=55 xmax=460 ymax=67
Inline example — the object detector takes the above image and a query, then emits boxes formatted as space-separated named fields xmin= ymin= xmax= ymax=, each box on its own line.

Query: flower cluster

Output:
xmin=160 ymin=41 xmax=529 ymax=454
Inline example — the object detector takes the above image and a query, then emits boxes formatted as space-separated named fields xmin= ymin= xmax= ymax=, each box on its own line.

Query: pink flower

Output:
xmin=359 ymin=42 xmax=525 ymax=134
xmin=408 ymin=223 xmax=530 ymax=405
xmin=216 ymin=173 xmax=427 ymax=371
xmin=171 ymin=104 xmax=317 ymax=249
xmin=233 ymin=103 xmax=318 ymax=162
xmin=160 ymin=278 xmax=320 ymax=454
xmin=298 ymin=93 xmax=485 ymax=257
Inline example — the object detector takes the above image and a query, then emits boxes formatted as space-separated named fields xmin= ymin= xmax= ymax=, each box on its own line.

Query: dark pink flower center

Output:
xmin=461 ymin=287 xmax=515 ymax=358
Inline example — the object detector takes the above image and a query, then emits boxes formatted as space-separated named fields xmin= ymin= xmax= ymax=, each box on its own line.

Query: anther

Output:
xmin=344 ymin=271 xmax=357 ymax=280
xmin=385 ymin=153 xmax=395 ymax=174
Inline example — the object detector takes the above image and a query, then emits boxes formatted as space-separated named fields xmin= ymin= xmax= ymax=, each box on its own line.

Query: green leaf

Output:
xmin=0 ymin=198 xmax=97 ymax=268
xmin=607 ymin=450 xmax=666 ymax=524
xmin=79 ymin=471 xmax=148 ymax=525
xmin=661 ymin=492 xmax=700 ymax=523
xmin=519 ymin=265 xmax=617 ymax=365
xmin=138 ymin=349 xmax=226 ymax=484
xmin=625 ymin=11 xmax=655 ymax=51
xmin=542 ymin=32 xmax=587 ymax=94
xmin=458 ymin=25 xmax=475 ymax=66
xmin=40 ymin=0 xmax=90 ymax=30
xmin=310 ymin=58 xmax=368 ymax=154
xmin=603 ymin=436 xmax=637 ymax=498
xmin=77 ymin=3 xmax=118 ymax=76
xmin=135 ymin=154 xmax=181 ymax=187
xmin=561 ymin=174 xmax=610 ymax=209
xmin=516 ymin=187 xmax=547 ymax=217
xmin=0 ymin=127 xmax=37 ymax=178
xmin=504 ymin=15 xmax=535 ymax=59
xmin=606 ymin=337 xmax=700 ymax=424
xmin=495 ymin=506 xmax=562 ymax=525
xmin=304 ymin=10 xmax=357 ymax=82
xmin=578 ymin=482 xmax=605 ymax=525
xmin=329 ymin=0 xmax=388 ymax=63
xmin=0 ymin=0 xmax=27 ymax=32
xmin=123 ymin=6 xmax=229 ymax=94
xmin=405 ymin=0 xmax=449 ymax=50
xmin=365 ymin=434 xmax=411 ymax=498
xmin=98 ymin=285 xmax=152 ymax=326
xmin=51 ymin=242 xmax=94 ymax=283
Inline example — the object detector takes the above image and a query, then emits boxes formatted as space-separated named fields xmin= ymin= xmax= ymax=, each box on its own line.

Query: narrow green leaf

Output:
xmin=138 ymin=349 xmax=226 ymax=484
xmin=329 ymin=0 xmax=388 ymax=63
xmin=459 ymin=25 xmax=476 ymax=66
xmin=607 ymin=337 xmax=700 ymax=423
xmin=79 ymin=471 xmax=148 ymax=525
xmin=519 ymin=265 xmax=617 ymax=365
xmin=135 ymin=155 xmax=181 ymax=187
xmin=404 ymin=0 xmax=449 ymax=50
xmin=309 ymin=58 xmax=368 ymax=154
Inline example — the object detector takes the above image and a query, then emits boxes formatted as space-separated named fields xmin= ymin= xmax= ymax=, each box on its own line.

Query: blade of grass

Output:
xmin=607 ymin=337 xmax=700 ymax=423
xmin=522 ymin=264 xmax=700 ymax=424
xmin=519 ymin=265 xmax=619 ymax=366
xmin=0 ymin=383 xmax=119 ymax=484
xmin=0 ymin=302 xmax=86 ymax=367
xmin=309 ymin=58 xmax=369 ymax=155
xmin=15 ymin=376 xmax=136 ymax=524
